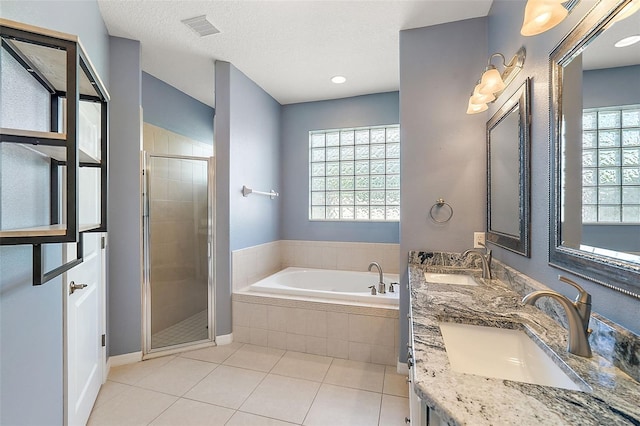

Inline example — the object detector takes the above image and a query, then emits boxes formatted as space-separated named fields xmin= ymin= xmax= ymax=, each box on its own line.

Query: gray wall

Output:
xmin=487 ymin=0 xmax=639 ymax=333
xmin=108 ymin=36 xmax=142 ymax=356
xmin=583 ymin=65 xmax=640 ymax=108
xmin=399 ymin=17 xmax=489 ymax=361
xmin=0 ymin=1 xmax=109 ymax=423
xmin=228 ymin=65 xmax=282 ymax=251
xmin=582 ymin=225 xmax=640 ymax=252
xmin=214 ymin=61 xmax=232 ymax=336
xmin=214 ymin=61 xmax=282 ymax=335
xmin=280 ymin=92 xmax=400 ymax=243
xmin=142 ymin=72 xmax=214 ymax=146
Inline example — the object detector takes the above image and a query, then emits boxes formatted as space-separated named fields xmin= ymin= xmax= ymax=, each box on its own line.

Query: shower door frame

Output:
xmin=142 ymin=152 xmax=216 ymax=358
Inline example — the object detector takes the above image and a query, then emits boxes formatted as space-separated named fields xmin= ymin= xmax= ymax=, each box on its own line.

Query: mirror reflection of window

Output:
xmin=550 ymin=0 xmax=640 ymax=296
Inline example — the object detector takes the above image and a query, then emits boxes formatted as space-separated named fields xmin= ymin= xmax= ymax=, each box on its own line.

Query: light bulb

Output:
xmin=535 ymin=11 xmax=552 ymax=25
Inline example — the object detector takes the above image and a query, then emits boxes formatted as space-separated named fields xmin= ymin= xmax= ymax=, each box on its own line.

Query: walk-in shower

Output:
xmin=143 ymin=153 xmax=215 ymax=354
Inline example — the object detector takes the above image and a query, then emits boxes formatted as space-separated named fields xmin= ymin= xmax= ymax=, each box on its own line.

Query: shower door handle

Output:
xmin=69 ymin=281 xmax=88 ymax=295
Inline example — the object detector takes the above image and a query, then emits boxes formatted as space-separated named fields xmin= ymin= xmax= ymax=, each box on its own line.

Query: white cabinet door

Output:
xmin=64 ymin=232 xmax=105 ymax=425
xmin=409 ymin=383 xmax=425 ymax=425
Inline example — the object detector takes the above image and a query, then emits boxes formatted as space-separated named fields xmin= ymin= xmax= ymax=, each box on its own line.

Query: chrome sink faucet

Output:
xmin=368 ymin=262 xmax=386 ymax=294
xmin=522 ymin=276 xmax=592 ymax=358
xmin=462 ymin=242 xmax=492 ymax=279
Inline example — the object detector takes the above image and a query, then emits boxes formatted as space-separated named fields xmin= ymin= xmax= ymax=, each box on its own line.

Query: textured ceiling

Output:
xmin=97 ymin=1 xmax=493 ymax=107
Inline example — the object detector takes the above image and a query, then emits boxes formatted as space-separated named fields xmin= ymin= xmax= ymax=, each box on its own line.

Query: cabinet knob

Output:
xmin=405 ymin=416 xmax=411 ymax=423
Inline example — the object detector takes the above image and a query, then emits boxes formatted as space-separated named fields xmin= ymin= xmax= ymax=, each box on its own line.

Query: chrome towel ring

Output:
xmin=429 ymin=198 xmax=454 ymax=223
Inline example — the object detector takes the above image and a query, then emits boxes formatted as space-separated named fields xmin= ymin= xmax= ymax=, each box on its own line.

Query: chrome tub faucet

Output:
xmin=522 ymin=275 xmax=593 ymax=358
xmin=368 ymin=262 xmax=386 ymax=294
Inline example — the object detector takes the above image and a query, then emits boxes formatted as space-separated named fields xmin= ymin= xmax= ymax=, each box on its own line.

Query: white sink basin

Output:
xmin=424 ymin=272 xmax=477 ymax=286
xmin=439 ymin=322 xmax=588 ymax=391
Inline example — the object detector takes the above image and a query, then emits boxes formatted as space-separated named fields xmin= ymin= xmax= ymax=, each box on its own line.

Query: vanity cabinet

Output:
xmin=0 ymin=18 xmax=109 ymax=284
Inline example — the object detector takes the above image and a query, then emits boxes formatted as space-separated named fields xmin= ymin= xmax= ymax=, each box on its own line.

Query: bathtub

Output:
xmin=247 ymin=267 xmax=399 ymax=306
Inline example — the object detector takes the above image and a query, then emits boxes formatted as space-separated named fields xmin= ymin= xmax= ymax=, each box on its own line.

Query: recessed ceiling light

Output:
xmin=331 ymin=75 xmax=346 ymax=84
xmin=614 ymin=35 xmax=640 ymax=48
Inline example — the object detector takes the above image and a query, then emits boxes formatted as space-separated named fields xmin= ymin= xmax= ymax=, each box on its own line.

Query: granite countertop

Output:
xmin=408 ymin=264 xmax=640 ymax=426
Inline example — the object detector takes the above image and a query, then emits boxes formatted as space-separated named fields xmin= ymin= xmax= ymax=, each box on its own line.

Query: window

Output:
xmin=582 ymin=105 xmax=640 ymax=223
xmin=309 ymin=125 xmax=400 ymax=221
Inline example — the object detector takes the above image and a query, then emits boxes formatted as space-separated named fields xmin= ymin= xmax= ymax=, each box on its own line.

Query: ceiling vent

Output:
xmin=182 ymin=15 xmax=220 ymax=37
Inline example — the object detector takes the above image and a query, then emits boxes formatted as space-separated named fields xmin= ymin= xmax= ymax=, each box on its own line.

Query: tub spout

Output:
xmin=368 ymin=262 xmax=385 ymax=294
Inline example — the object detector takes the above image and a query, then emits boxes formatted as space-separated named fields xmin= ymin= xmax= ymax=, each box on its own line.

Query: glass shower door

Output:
xmin=144 ymin=153 xmax=213 ymax=351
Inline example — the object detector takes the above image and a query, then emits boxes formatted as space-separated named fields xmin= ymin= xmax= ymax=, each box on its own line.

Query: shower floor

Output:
xmin=152 ymin=309 xmax=209 ymax=349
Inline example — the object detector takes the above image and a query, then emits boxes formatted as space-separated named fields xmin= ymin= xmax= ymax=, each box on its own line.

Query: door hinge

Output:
xmin=101 ymin=334 xmax=106 ymax=347
xmin=101 ymin=236 xmax=106 ymax=249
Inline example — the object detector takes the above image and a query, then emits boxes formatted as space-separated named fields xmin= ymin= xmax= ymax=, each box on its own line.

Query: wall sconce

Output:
xmin=466 ymin=48 xmax=526 ymax=115
xmin=521 ymin=0 xmax=580 ymax=36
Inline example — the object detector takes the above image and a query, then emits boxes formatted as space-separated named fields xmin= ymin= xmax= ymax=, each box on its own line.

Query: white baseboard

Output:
xmin=108 ymin=351 xmax=143 ymax=369
xmin=216 ymin=333 xmax=233 ymax=345
xmin=397 ymin=359 xmax=409 ymax=375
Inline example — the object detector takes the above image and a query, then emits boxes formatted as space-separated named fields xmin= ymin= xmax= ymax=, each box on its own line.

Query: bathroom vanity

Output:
xmin=407 ymin=251 xmax=640 ymax=426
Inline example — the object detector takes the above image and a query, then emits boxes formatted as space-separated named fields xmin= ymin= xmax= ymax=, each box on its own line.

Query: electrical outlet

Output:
xmin=474 ymin=232 xmax=486 ymax=248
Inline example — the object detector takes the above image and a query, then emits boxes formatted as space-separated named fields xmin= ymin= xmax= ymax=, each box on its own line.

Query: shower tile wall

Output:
xmin=143 ymin=123 xmax=214 ymax=157
xmin=232 ymin=240 xmax=400 ymax=291
xmin=143 ymin=123 xmax=213 ymax=339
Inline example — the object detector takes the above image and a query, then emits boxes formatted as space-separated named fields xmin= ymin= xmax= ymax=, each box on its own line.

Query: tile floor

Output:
xmin=89 ymin=343 xmax=409 ymax=426
xmin=152 ymin=310 xmax=209 ymax=349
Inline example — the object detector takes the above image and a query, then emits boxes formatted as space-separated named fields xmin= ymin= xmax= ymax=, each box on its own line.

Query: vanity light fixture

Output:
xmin=478 ymin=54 xmax=507 ymax=95
xmin=466 ymin=48 xmax=526 ymax=115
xmin=521 ymin=0 xmax=569 ymax=36
xmin=614 ymin=34 xmax=640 ymax=47
xmin=331 ymin=75 xmax=347 ymax=84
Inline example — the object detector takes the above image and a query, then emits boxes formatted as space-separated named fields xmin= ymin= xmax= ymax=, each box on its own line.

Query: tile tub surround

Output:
xmin=408 ymin=255 xmax=640 ymax=425
xmin=232 ymin=240 xmax=400 ymax=291
xmin=232 ymin=293 xmax=399 ymax=366
xmin=409 ymin=251 xmax=640 ymax=382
